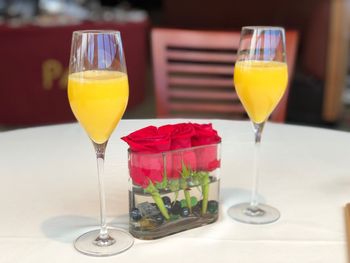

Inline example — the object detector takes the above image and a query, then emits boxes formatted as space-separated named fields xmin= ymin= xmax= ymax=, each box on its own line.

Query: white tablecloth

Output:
xmin=0 ymin=119 xmax=349 ymax=262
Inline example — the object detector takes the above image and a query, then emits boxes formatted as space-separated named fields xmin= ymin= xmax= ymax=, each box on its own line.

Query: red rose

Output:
xmin=159 ymin=123 xmax=197 ymax=178
xmin=122 ymin=126 xmax=172 ymax=188
xmin=121 ymin=126 xmax=171 ymax=153
xmin=194 ymin=144 xmax=221 ymax=171
xmin=192 ymin=124 xmax=221 ymax=171
xmin=191 ymin=123 xmax=221 ymax=146
xmin=128 ymin=151 xmax=172 ymax=188
xmin=159 ymin=123 xmax=195 ymax=150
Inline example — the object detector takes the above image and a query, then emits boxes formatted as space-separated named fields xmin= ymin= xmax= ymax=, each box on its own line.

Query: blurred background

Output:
xmin=0 ymin=0 xmax=349 ymax=130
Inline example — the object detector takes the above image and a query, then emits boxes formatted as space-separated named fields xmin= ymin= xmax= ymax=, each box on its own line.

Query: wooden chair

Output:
xmin=151 ymin=28 xmax=299 ymax=122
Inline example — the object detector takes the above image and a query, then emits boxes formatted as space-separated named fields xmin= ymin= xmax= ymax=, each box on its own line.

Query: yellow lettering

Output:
xmin=42 ymin=59 xmax=63 ymax=90
xmin=59 ymin=68 xmax=69 ymax=89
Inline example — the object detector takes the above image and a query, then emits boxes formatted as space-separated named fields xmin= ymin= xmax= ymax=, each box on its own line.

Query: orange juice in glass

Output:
xmin=68 ymin=70 xmax=129 ymax=144
xmin=234 ymin=60 xmax=288 ymax=124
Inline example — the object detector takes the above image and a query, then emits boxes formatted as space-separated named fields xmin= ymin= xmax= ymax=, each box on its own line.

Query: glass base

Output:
xmin=228 ymin=202 xmax=280 ymax=224
xmin=74 ymin=228 xmax=134 ymax=256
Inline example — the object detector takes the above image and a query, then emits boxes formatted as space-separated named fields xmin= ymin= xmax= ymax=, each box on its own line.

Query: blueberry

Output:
xmin=162 ymin=196 xmax=171 ymax=205
xmin=130 ymin=208 xmax=142 ymax=221
xmin=165 ymin=202 xmax=172 ymax=212
xmin=192 ymin=202 xmax=202 ymax=216
xmin=171 ymin=201 xmax=181 ymax=215
xmin=208 ymin=200 xmax=219 ymax=214
xmin=180 ymin=207 xmax=190 ymax=217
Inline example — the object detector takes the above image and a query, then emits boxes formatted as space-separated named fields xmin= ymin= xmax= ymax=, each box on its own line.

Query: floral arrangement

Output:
xmin=122 ymin=123 xmax=221 ymax=222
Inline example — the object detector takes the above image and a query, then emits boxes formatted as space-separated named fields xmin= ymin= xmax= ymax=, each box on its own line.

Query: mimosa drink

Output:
xmin=68 ymin=70 xmax=129 ymax=144
xmin=68 ymin=30 xmax=134 ymax=256
xmin=229 ymin=27 xmax=288 ymax=225
xmin=234 ymin=61 xmax=288 ymax=123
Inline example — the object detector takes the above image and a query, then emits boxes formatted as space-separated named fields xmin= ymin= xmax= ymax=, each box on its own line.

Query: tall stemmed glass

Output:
xmin=228 ymin=27 xmax=288 ymax=224
xmin=68 ymin=30 xmax=134 ymax=256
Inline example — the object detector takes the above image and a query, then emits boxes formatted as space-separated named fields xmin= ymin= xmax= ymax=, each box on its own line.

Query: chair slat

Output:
xmin=168 ymin=76 xmax=233 ymax=87
xmin=169 ymin=102 xmax=245 ymax=113
xmin=167 ymin=64 xmax=234 ymax=74
xmin=169 ymin=89 xmax=238 ymax=100
xmin=167 ymin=50 xmax=236 ymax=63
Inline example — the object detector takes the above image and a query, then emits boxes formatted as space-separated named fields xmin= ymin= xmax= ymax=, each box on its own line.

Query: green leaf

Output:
xmin=181 ymin=161 xmax=191 ymax=179
xmin=168 ymin=179 xmax=180 ymax=192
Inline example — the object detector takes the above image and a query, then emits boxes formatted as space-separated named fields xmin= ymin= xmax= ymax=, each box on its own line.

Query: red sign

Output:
xmin=0 ymin=21 xmax=149 ymax=126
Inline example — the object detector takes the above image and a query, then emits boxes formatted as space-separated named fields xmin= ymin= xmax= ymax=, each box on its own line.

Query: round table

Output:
xmin=0 ymin=119 xmax=348 ymax=262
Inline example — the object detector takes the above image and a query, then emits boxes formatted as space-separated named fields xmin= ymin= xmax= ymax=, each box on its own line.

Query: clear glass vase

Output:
xmin=128 ymin=143 xmax=221 ymax=239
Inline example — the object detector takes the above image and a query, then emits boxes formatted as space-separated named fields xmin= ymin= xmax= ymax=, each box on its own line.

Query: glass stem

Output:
xmin=93 ymin=141 xmax=114 ymax=245
xmin=250 ymin=122 xmax=265 ymax=208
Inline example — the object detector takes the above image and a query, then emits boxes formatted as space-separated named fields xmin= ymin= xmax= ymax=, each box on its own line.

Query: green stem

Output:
xmin=184 ymin=189 xmax=192 ymax=212
xmin=145 ymin=181 xmax=170 ymax=220
xmin=180 ymin=177 xmax=192 ymax=213
xmin=201 ymin=174 xmax=210 ymax=215
xmin=180 ymin=162 xmax=193 ymax=213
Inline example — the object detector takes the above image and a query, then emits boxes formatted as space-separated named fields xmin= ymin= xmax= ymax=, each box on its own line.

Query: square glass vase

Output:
xmin=128 ymin=143 xmax=221 ymax=240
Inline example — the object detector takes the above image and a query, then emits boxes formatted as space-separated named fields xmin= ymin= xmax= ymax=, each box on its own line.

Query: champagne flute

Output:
xmin=228 ymin=26 xmax=288 ymax=224
xmin=68 ymin=30 xmax=134 ymax=256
